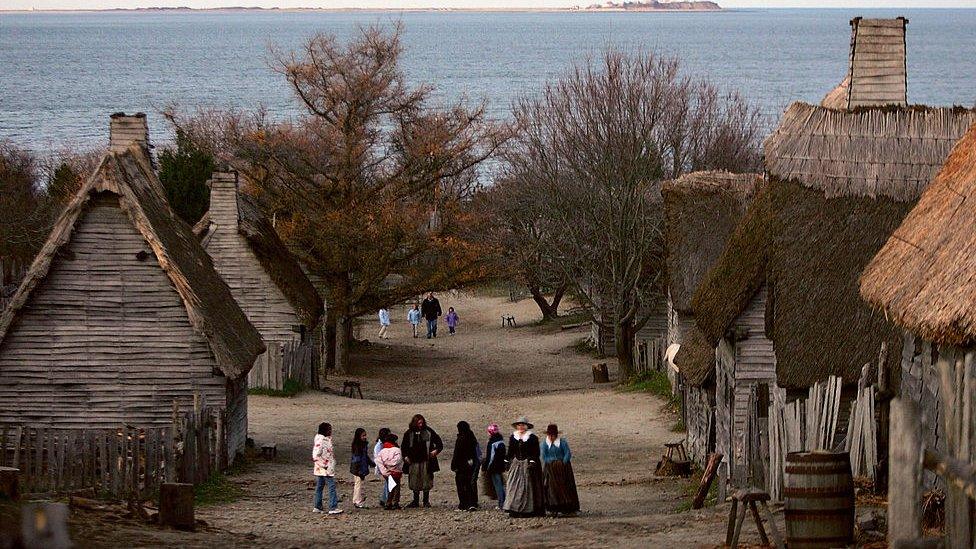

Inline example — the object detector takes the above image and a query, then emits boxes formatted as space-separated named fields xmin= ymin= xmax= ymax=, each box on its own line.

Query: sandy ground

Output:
xmin=65 ymin=293 xmax=782 ymax=548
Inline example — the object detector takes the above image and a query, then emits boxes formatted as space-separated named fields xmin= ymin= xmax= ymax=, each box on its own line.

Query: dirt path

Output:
xmin=71 ymin=293 xmax=776 ymax=548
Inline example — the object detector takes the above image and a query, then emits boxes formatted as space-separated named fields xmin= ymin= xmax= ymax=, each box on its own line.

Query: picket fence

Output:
xmin=248 ymin=339 xmax=318 ymax=391
xmin=0 ymin=401 xmax=225 ymax=499
xmin=633 ymin=337 xmax=666 ymax=376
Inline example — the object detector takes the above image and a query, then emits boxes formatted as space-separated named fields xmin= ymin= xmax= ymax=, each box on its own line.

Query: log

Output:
xmin=159 ymin=482 xmax=195 ymax=530
xmin=21 ymin=503 xmax=71 ymax=549
xmin=692 ymin=453 xmax=723 ymax=509
xmin=592 ymin=363 xmax=610 ymax=383
xmin=0 ymin=466 xmax=19 ymax=500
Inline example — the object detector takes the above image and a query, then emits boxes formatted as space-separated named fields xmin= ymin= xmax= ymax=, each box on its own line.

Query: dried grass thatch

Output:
xmin=0 ymin=145 xmax=265 ymax=380
xmin=768 ymin=179 xmax=911 ymax=388
xmin=674 ymin=322 xmax=715 ymax=387
xmin=861 ymin=122 xmax=976 ymax=346
xmin=764 ymin=102 xmax=976 ymax=201
xmin=195 ymin=175 xmax=324 ymax=329
xmin=663 ymin=171 xmax=758 ymax=314
xmin=691 ymin=180 xmax=774 ymax=346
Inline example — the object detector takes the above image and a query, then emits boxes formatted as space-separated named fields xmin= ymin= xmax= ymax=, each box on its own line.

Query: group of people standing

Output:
xmin=311 ymin=415 xmax=579 ymax=517
xmin=379 ymin=292 xmax=460 ymax=340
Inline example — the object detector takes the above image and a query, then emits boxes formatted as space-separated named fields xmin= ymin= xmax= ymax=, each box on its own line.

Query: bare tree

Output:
xmin=169 ymin=25 xmax=507 ymax=373
xmin=505 ymin=50 xmax=762 ymax=378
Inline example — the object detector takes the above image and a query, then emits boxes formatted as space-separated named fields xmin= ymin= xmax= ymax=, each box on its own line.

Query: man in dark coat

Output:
xmin=402 ymin=414 xmax=443 ymax=507
xmin=420 ymin=292 xmax=442 ymax=339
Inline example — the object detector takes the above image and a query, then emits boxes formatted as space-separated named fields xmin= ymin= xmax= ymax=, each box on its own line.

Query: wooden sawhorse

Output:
xmin=725 ymin=488 xmax=784 ymax=549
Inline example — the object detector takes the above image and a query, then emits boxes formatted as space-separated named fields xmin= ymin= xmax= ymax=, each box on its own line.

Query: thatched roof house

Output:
xmin=194 ymin=172 xmax=323 ymax=334
xmin=0 ymin=114 xmax=263 ymax=460
xmin=861 ymin=122 xmax=976 ymax=346
xmin=663 ymin=171 xmax=758 ymax=383
xmin=764 ymin=102 xmax=976 ymax=389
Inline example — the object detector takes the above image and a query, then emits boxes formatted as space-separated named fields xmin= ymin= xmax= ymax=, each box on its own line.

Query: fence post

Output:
xmin=888 ymin=398 xmax=923 ymax=544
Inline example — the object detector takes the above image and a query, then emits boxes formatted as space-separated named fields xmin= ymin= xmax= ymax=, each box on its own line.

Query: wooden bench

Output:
xmin=342 ymin=381 xmax=364 ymax=399
xmin=725 ymin=488 xmax=784 ymax=549
xmin=501 ymin=315 xmax=517 ymax=327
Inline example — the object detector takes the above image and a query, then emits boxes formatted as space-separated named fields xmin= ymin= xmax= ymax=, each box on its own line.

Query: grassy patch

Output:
xmin=570 ymin=337 xmax=600 ymax=357
xmin=194 ymin=472 xmax=246 ymax=507
xmin=248 ymin=378 xmax=302 ymax=398
xmin=670 ymin=418 xmax=686 ymax=432
xmin=674 ymin=470 xmax=719 ymax=512
xmin=622 ymin=370 xmax=682 ymax=416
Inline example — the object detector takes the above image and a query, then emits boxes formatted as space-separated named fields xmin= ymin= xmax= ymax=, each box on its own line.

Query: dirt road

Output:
xmin=73 ymin=293 xmax=771 ymax=548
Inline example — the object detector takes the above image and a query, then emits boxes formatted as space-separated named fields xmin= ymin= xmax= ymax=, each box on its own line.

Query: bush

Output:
xmin=248 ymin=378 xmax=302 ymax=398
xmin=158 ymin=129 xmax=214 ymax=225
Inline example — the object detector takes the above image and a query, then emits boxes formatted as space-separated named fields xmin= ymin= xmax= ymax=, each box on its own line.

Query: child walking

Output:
xmin=378 ymin=308 xmax=391 ymax=339
xmin=312 ymin=422 xmax=342 ymax=515
xmin=376 ymin=433 xmax=404 ymax=510
xmin=350 ymin=428 xmax=375 ymax=509
xmin=446 ymin=307 xmax=459 ymax=335
xmin=407 ymin=304 xmax=422 ymax=338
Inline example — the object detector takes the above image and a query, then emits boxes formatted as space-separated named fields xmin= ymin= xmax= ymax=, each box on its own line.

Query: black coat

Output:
xmin=402 ymin=426 xmax=444 ymax=473
xmin=421 ymin=297 xmax=442 ymax=321
xmin=451 ymin=431 xmax=480 ymax=473
xmin=506 ymin=433 xmax=541 ymax=463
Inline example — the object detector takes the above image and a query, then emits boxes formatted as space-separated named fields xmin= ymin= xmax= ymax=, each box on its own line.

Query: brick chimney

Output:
xmin=109 ymin=112 xmax=150 ymax=154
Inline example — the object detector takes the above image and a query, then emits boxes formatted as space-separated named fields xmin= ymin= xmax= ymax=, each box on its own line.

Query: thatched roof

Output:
xmin=674 ymin=323 xmax=715 ymax=387
xmin=663 ymin=171 xmax=758 ymax=314
xmin=861 ymin=122 xmax=976 ymax=347
xmin=0 ymin=145 xmax=265 ymax=380
xmin=847 ymin=18 xmax=907 ymax=109
xmin=764 ymin=102 xmax=976 ymax=201
xmin=690 ymin=180 xmax=774 ymax=346
xmin=821 ymin=76 xmax=850 ymax=110
xmin=194 ymin=174 xmax=324 ymax=328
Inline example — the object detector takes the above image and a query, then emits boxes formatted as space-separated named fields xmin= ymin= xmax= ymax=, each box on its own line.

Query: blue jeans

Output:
xmin=314 ymin=476 xmax=338 ymax=510
xmin=426 ymin=319 xmax=438 ymax=338
xmin=380 ymin=476 xmax=389 ymax=505
xmin=491 ymin=472 xmax=505 ymax=509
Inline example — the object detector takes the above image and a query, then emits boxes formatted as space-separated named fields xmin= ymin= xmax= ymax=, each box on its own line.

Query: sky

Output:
xmin=2 ymin=0 xmax=975 ymax=10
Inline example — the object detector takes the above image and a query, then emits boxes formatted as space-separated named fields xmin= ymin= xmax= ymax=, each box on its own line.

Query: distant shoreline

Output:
xmin=0 ymin=6 xmax=729 ymax=14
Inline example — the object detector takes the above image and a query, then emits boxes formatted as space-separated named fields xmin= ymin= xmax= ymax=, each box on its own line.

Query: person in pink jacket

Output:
xmin=376 ymin=433 xmax=404 ymax=510
xmin=312 ymin=422 xmax=342 ymax=515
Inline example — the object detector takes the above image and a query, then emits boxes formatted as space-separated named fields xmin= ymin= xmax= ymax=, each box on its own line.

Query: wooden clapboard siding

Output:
xmin=225 ymin=378 xmax=247 ymax=460
xmin=730 ymin=286 xmax=776 ymax=446
xmin=684 ymin=385 xmax=713 ymax=467
xmin=0 ymin=194 xmax=226 ymax=428
xmin=901 ymin=332 xmax=945 ymax=488
xmin=204 ymin=177 xmax=301 ymax=347
xmin=714 ymin=339 xmax=735 ymax=483
xmin=848 ymin=18 xmax=907 ymax=108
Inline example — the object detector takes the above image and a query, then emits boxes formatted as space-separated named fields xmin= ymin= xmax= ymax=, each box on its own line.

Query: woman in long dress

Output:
xmin=541 ymin=423 xmax=580 ymax=515
xmin=502 ymin=416 xmax=545 ymax=517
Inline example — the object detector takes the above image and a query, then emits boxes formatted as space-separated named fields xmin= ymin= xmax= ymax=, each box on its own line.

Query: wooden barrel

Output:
xmin=783 ymin=451 xmax=855 ymax=548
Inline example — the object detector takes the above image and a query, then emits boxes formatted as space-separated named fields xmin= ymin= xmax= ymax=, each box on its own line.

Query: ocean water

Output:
xmin=1 ymin=8 xmax=975 ymax=151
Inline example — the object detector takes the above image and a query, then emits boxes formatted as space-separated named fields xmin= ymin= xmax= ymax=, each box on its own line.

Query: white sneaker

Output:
xmin=328 ymin=509 xmax=344 ymax=515
xmin=312 ymin=508 xmax=323 ymax=513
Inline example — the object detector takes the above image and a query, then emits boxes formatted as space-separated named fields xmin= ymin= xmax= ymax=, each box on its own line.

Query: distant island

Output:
xmin=583 ymin=1 xmax=721 ymax=10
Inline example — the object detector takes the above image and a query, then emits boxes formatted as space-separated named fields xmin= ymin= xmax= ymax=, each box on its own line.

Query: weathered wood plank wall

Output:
xmin=0 ymin=194 xmax=226 ymax=428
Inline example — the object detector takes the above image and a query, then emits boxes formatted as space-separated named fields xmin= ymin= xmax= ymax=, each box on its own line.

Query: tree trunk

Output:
xmin=324 ymin=308 xmax=337 ymax=374
xmin=335 ymin=316 xmax=353 ymax=375
xmin=528 ymin=285 xmax=558 ymax=320
xmin=551 ymin=284 xmax=567 ymax=313
xmin=615 ymin=321 xmax=636 ymax=380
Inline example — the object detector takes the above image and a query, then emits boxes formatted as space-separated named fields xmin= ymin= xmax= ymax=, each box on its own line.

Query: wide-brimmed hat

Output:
xmin=511 ymin=416 xmax=534 ymax=429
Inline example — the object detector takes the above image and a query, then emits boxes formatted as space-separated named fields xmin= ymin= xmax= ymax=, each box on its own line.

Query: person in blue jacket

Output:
xmin=541 ymin=423 xmax=579 ymax=515
xmin=407 ymin=303 xmax=422 ymax=338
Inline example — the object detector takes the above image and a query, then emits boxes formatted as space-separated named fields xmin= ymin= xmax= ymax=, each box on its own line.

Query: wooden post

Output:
xmin=888 ymin=397 xmax=923 ymax=545
xmin=692 ymin=453 xmax=723 ymax=509
xmin=159 ymin=482 xmax=195 ymax=530
xmin=0 ymin=466 xmax=19 ymax=500
xmin=592 ymin=363 xmax=610 ymax=383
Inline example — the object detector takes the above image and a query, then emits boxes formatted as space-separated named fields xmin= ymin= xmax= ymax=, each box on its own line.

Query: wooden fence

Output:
xmin=889 ymin=345 xmax=976 ymax=548
xmin=0 ymin=401 xmax=225 ymax=499
xmin=248 ymin=339 xmax=319 ymax=391
xmin=633 ymin=338 xmax=665 ymax=376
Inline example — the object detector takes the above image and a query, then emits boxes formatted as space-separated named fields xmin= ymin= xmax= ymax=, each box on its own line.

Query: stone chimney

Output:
xmin=109 ymin=112 xmax=150 ymax=154
xmin=846 ymin=17 xmax=908 ymax=109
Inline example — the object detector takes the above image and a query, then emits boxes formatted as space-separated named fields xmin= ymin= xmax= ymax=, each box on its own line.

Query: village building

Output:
xmin=860 ymin=121 xmax=976 ymax=500
xmin=194 ymin=171 xmax=324 ymax=389
xmin=0 ymin=114 xmax=264 ymax=461
xmin=662 ymin=170 xmax=758 ymax=465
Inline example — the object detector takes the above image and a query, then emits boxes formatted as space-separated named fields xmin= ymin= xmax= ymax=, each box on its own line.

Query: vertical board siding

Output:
xmin=0 ymin=194 xmax=226 ymax=428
